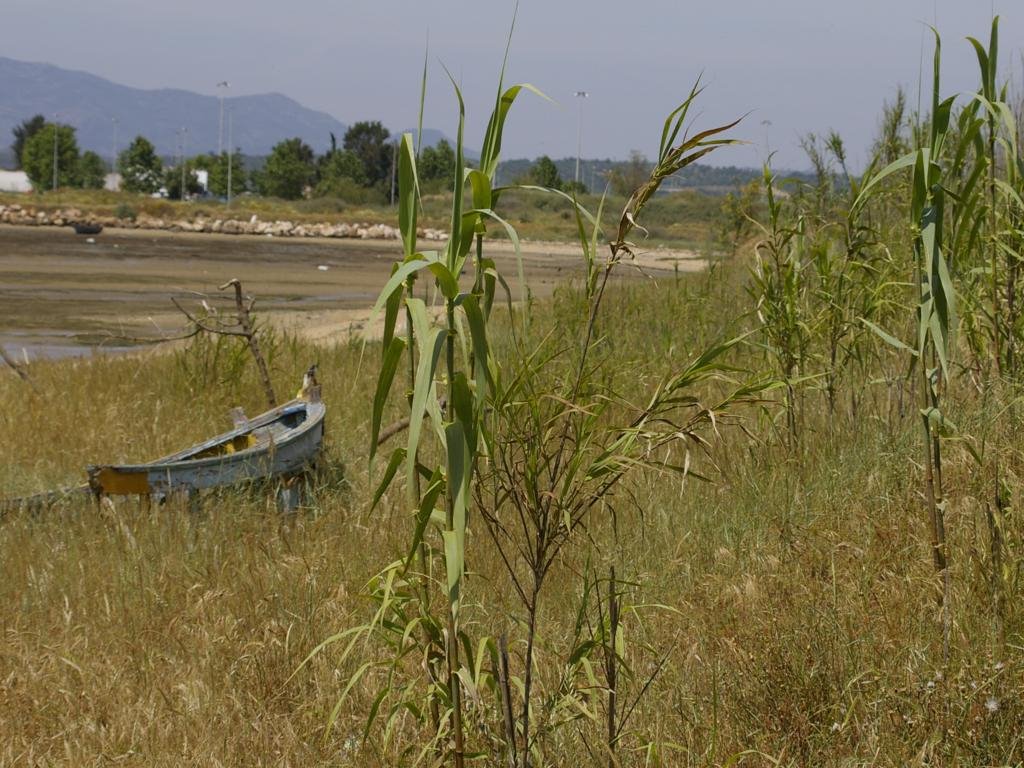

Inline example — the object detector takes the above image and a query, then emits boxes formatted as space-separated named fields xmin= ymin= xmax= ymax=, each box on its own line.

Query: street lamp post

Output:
xmin=226 ymin=109 xmax=233 ymax=206
xmin=574 ymin=90 xmax=589 ymax=186
xmin=217 ymin=81 xmax=230 ymax=155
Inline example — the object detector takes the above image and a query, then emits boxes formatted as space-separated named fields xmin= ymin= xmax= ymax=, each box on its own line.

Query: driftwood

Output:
xmin=377 ymin=416 xmax=412 ymax=446
xmin=376 ymin=397 xmax=447 ymax=447
xmin=220 ymin=279 xmax=277 ymax=409
xmin=170 ymin=279 xmax=278 ymax=409
xmin=0 ymin=484 xmax=90 ymax=517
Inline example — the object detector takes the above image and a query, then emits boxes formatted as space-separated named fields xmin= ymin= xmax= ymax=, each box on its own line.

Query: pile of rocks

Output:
xmin=0 ymin=204 xmax=447 ymax=242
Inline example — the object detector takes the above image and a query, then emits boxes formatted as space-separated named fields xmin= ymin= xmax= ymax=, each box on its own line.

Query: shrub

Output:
xmin=114 ymin=202 xmax=137 ymax=221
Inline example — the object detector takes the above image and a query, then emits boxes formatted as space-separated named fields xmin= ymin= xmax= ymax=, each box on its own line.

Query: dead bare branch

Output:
xmin=0 ymin=346 xmax=40 ymax=392
xmin=376 ymin=396 xmax=449 ymax=447
xmin=219 ymin=279 xmax=277 ymax=408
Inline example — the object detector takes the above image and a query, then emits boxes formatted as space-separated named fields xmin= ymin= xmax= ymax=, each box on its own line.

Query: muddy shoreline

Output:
xmin=0 ymin=224 xmax=704 ymax=360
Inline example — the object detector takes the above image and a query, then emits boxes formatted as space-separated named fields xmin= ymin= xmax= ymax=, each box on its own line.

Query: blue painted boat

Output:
xmin=87 ymin=392 xmax=325 ymax=496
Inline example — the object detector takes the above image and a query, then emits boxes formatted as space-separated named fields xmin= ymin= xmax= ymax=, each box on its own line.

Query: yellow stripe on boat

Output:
xmin=93 ymin=468 xmax=151 ymax=495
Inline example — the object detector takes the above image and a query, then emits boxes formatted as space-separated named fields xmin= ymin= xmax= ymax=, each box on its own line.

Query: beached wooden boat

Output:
xmin=87 ymin=391 xmax=325 ymax=497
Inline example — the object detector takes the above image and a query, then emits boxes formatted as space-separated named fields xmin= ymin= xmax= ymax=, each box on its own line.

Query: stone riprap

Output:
xmin=0 ymin=204 xmax=447 ymax=242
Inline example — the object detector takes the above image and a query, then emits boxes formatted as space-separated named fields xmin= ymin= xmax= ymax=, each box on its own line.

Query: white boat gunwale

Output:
xmin=87 ymin=397 xmax=326 ymax=495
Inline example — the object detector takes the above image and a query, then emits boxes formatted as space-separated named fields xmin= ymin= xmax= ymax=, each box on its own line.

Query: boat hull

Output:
xmin=88 ymin=399 xmax=325 ymax=496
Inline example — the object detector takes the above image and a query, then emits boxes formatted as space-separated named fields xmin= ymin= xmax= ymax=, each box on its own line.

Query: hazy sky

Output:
xmin=6 ymin=0 xmax=1024 ymax=169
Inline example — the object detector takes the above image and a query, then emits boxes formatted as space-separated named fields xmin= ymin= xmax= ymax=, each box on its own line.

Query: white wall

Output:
xmin=0 ymin=170 xmax=32 ymax=192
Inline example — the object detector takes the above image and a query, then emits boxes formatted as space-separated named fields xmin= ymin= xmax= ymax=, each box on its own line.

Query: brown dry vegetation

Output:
xmin=4 ymin=19 xmax=1024 ymax=767
xmin=1 ymin=260 xmax=1021 ymax=765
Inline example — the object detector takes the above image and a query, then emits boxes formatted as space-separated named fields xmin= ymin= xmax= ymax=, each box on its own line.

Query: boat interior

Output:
xmin=187 ymin=403 xmax=311 ymax=460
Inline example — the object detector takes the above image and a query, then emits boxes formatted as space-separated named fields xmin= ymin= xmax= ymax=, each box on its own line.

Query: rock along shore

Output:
xmin=0 ymin=203 xmax=448 ymax=242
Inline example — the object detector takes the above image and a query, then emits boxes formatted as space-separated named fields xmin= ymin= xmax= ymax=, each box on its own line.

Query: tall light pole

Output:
xmin=179 ymin=126 xmax=189 ymax=200
xmin=52 ymin=113 xmax=59 ymax=191
xmin=111 ymin=117 xmax=119 ymax=174
xmin=226 ymin=109 xmax=233 ymax=206
xmin=574 ymin=91 xmax=589 ymax=186
xmin=217 ymin=81 xmax=230 ymax=155
xmin=389 ymin=139 xmax=398 ymax=206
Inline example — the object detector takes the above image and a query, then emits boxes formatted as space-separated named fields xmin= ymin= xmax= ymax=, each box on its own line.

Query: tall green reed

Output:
xmin=304 ymin=49 xmax=760 ymax=763
xmin=749 ymin=161 xmax=811 ymax=445
xmin=853 ymin=27 xmax=980 ymax=663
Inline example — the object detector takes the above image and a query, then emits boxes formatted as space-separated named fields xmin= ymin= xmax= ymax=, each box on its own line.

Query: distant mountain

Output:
xmin=0 ymin=57 xmax=454 ymax=165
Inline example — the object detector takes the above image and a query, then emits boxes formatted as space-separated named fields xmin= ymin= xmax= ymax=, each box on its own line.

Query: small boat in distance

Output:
xmin=71 ymin=222 xmax=103 ymax=235
xmin=87 ymin=389 xmax=325 ymax=497
xmin=2 ymin=372 xmax=326 ymax=516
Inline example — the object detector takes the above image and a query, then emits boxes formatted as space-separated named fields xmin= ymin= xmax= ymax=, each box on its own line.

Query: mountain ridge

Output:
xmin=0 ymin=56 xmax=450 ymax=164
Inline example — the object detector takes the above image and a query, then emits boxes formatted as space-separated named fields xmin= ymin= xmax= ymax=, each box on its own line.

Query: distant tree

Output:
xmin=22 ymin=123 xmax=80 ymax=190
xmin=419 ymin=139 xmax=456 ymax=185
xmin=561 ymin=179 xmax=588 ymax=195
xmin=163 ymin=161 xmax=203 ymax=200
xmin=255 ymin=138 xmax=316 ymax=199
xmin=343 ymin=121 xmax=392 ymax=187
xmin=718 ymin=177 xmax=762 ymax=254
xmin=10 ymin=114 xmax=46 ymax=170
xmin=203 ymin=151 xmax=247 ymax=197
xmin=118 ymin=136 xmax=163 ymax=193
xmin=607 ymin=150 xmax=649 ymax=196
xmin=77 ymin=150 xmax=107 ymax=189
xmin=316 ymin=148 xmax=367 ymax=196
xmin=529 ymin=155 xmax=564 ymax=190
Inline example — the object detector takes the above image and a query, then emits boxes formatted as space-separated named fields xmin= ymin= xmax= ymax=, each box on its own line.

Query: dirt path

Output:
xmin=0 ymin=225 xmax=704 ymax=357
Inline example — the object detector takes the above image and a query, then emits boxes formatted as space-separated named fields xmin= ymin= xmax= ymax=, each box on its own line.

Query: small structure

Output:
xmin=0 ymin=170 xmax=31 ymax=193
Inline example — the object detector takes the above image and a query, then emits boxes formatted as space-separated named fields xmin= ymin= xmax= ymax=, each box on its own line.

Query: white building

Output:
xmin=0 ymin=170 xmax=32 ymax=192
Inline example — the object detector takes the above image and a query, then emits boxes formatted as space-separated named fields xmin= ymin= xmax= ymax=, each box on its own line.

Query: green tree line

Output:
xmin=12 ymin=115 xmax=107 ymax=191
xmin=9 ymin=115 xmax=624 ymax=201
xmin=249 ymin=121 xmax=459 ymax=202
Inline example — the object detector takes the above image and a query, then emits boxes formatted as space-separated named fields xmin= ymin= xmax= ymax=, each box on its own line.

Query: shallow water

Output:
xmin=0 ymin=337 xmax=136 ymax=361
xmin=0 ymin=223 xmax=669 ymax=360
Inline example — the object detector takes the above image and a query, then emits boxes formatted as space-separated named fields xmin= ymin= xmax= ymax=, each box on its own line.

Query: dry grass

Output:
xmin=1 ymin=263 xmax=1023 ymax=765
